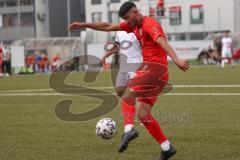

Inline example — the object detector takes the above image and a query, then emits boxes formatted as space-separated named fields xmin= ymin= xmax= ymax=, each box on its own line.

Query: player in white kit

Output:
xmin=221 ymin=32 xmax=234 ymax=68
xmin=102 ymin=31 xmax=142 ymax=97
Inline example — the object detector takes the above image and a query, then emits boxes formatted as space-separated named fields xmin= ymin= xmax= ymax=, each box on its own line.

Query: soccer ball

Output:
xmin=96 ymin=118 xmax=117 ymax=139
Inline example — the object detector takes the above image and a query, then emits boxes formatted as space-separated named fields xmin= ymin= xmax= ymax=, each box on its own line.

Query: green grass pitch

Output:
xmin=0 ymin=65 xmax=240 ymax=160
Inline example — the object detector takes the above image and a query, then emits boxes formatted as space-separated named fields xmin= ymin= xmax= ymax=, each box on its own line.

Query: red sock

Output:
xmin=121 ymin=98 xmax=135 ymax=125
xmin=139 ymin=113 xmax=167 ymax=144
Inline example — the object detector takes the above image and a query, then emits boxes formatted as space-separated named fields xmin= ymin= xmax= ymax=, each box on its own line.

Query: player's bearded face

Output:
xmin=123 ymin=9 xmax=139 ymax=28
xmin=128 ymin=17 xmax=137 ymax=28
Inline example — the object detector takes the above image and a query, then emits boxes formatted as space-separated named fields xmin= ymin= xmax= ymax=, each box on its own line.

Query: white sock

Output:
xmin=161 ymin=140 xmax=170 ymax=151
xmin=124 ymin=124 xmax=134 ymax=133
xmin=231 ymin=60 xmax=235 ymax=67
xmin=221 ymin=60 xmax=225 ymax=68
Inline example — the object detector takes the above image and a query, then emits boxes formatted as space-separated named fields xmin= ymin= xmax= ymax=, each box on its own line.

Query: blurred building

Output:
xmin=0 ymin=0 xmax=85 ymax=43
xmin=85 ymin=0 xmax=151 ymax=44
xmin=0 ymin=0 xmax=35 ymax=43
xmin=85 ymin=0 xmax=240 ymax=43
xmin=35 ymin=0 xmax=85 ymax=38
xmin=161 ymin=0 xmax=240 ymax=41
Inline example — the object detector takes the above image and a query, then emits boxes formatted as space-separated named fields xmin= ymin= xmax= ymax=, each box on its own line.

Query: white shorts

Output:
xmin=222 ymin=52 xmax=232 ymax=58
xmin=115 ymin=63 xmax=141 ymax=87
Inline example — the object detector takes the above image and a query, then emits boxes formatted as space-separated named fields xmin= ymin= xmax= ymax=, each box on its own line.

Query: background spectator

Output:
xmin=35 ymin=51 xmax=42 ymax=73
xmin=232 ymin=48 xmax=240 ymax=63
xmin=39 ymin=53 xmax=49 ymax=73
xmin=25 ymin=54 xmax=35 ymax=70
xmin=221 ymin=31 xmax=234 ymax=68
xmin=52 ymin=54 xmax=61 ymax=71
xmin=2 ymin=45 xmax=11 ymax=76
xmin=207 ymin=45 xmax=220 ymax=64
xmin=42 ymin=53 xmax=50 ymax=72
xmin=197 ymin=48 xmax=208 ymax=64
xmin=0 ymin=47 xmax=3 ymax=77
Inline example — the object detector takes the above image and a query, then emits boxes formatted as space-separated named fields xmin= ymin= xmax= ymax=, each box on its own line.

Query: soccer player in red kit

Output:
xmin=68 ymin=2 xmax=189 ymax=160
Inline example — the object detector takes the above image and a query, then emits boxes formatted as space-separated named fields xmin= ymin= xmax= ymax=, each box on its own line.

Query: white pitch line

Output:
xmin=1 ymin=85 xmax=240 ymax=93
xmin=0 ymin=89 xmax=53 ymax=93
xmin=173 ymin=85 xmax=240 ymax=88
xmin=0 ymin=93 xmax=240 ymax=97
xmin=165 ymin=93 xmax=240 ymax=96
xmin=0 ymin=93 xmax=65 ymax=96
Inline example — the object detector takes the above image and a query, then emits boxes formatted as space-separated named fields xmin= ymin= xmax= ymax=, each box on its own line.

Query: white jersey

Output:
xmin=115 ymin=31 xmax=142 ymax=64
xmin=114 ymin=31 xmax=142 ymax=87
xmin=2 ymin=46 xmax=11 ymax=61
xmin=221 ymin=37 xmax=232 ymax=56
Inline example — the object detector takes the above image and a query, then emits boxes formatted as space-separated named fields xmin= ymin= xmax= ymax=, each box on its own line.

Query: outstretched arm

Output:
xmin=156 ymin=37 xmax=189 ymax=72
xmin=68 ymin=22 xmax=123 ymax=32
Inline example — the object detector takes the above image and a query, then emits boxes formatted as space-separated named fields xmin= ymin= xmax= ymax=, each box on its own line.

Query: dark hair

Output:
xmin=118 ymin=1 xmax=136 ymax=18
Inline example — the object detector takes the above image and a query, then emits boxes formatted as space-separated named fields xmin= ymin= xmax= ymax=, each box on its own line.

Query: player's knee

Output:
xmin=115 ymin=87 xmax=126 ymax=97
xmin=116 ymin=90 xmax=124 ymax=97
xmin=122 ymin=90 xmax=136 ymax=99
xmin=137 ymin=109 xmax=148 ymax=118
xmin=136 ymin=101 xmax=153 ymax=121
xmin=137 ymin=110 xmax=152 ymax=123
xmin=136 ymin=106 xmax=150 ymax=119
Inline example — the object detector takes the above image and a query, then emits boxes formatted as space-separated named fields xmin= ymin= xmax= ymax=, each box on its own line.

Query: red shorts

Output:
xmin=127 ymin=63 xmax=170 ymax=106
